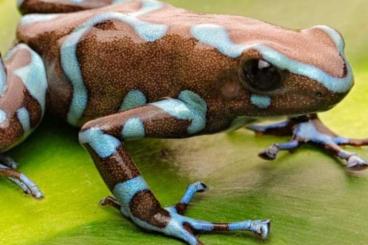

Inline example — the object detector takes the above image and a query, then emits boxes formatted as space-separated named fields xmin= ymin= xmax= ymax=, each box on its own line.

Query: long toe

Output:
xmin=251 ymin=220 xmax=271 ymax=239
xmin=347 ymin=155 xmax=368 ymax=171
xmin=19 ymin=174 xmax=43 ymax=199
xmin=259 ymin=145 xmax=278 ymax=160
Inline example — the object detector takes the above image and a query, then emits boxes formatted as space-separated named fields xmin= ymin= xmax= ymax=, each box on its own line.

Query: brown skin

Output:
xmin=0 ymin=1 xmax=360 ymax=244
xmin=17 ymin=0 xmax=349 ymax=129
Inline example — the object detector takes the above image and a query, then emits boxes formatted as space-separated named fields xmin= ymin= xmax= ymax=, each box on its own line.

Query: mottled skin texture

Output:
xmin=0 ymin=0 xmax=367 ymax=244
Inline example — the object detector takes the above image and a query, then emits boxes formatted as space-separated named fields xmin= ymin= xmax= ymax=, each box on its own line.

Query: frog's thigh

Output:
xmin=0 ymin=43 xmax=47 ymax=198
xmin=18 ymin=0 xmax=116 ymax=15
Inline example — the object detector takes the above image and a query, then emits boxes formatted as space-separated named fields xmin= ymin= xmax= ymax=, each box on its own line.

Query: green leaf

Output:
xmin=1 ymin=0 xmax=368 ymax=244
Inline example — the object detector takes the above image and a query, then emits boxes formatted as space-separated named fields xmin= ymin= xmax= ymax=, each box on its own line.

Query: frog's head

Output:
xmin=230 ymin=25 xmax=353 ymax=117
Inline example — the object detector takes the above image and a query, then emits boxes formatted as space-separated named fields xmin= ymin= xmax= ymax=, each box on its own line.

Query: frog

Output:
xmin=1 ymin=0 xmax=367 ymax=244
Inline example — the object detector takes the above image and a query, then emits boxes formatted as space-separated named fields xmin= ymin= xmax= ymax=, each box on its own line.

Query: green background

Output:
xmin=1 ymin=0 xmax=368 ymax=244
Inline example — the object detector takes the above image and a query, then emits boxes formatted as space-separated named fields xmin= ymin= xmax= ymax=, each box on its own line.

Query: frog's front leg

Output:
xmin=248 ymin=114 xmax=368 ymax=171
xmin=0 ymin=44 xmax=48 ymax=198
xmin=80 ymin=94 xmax=270 ymax=244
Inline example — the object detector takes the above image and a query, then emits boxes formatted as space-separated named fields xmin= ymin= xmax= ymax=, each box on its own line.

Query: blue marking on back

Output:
xmin=113 ymin=176 xmax=149 ymax=215
xmin=79 ymin=127 xmax=121 ymax=158
xmin=132 ymin=0 xmax=163 ymax=16
xmin=313 ymin=25 xmax=345 ymax=53
xmin=62 ymin=12 xmax=168 ymax=126
xmin=0 ymin=58 xmax=7 ymax=96
xmin=122 ymin=117 xmax=145 ymax=140
xmin=13 ymin=44 xmax=48 ymax=114
xmin=250 ymin=94 xmax=271 ymax=109
xmin=152 ymin=90 xmax=207 ymax=134
xmin=112 ymin=0 xmax=129 ymax=3
xmin=120 ymin=90 xmax=147 ymax=111
xmin=191 ymin=24 xmax=353 ymax=93
xmin=0 ymin=109 xmax=7 ymax=124
xmin=20 ymin=14 xmax=59 ymax=26
xmin=16 ymin=107 xmax=31 ymax=133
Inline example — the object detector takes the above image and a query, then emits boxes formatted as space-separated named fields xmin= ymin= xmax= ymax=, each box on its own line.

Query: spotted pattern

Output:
xmin=191 ymin=24 xmax=353 ymax=93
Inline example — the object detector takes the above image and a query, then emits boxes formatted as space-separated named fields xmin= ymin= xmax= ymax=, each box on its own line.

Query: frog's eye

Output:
xmin=240 ymin=59 xmax=283 ymax=93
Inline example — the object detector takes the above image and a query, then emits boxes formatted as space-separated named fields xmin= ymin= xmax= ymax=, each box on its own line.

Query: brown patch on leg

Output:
xmin=87 ymin=145 xmax=141 ymax=189
xmin=130 ymin=190 xmax=171 ymax=229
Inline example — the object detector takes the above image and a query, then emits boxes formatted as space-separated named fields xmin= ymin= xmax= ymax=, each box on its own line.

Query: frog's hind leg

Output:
xmin=18 ymin=0 xmax=119 ymax=15
xmin=0 ymin=161 xmax=43 ymax=199
xmin=0 ymin=44 xmax=47 ymax=198
xmin=80 ymin=96 xmax=271 ymax=244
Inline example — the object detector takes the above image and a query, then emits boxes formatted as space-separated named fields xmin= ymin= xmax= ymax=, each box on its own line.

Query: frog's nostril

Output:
xmin=315 ymin=92 xmax=323 ymax=98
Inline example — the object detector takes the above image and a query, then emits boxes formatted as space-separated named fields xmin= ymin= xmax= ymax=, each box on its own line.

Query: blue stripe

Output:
xmin=0 ymin=58 xmax=7 ymax=96
xmin=313 ymin=25 xmax=345 ymax=53
xmin=113 ymin=176 xmax=149 ymax=214
xmin=79 ymin=127 xmax=121 ymax=158
xmin=20 ymin=14 xmax=59 ymax=26
xmin=122 ymin=117 xmax=145 ymax=140
xmin=62 ymin=12 xmax=168 ymax=126
xmin=13 ymin=44 xmax=48 ymax=114
xmin=152 ymin=90 xmax=207 ymax=135
xmin=131 ymin=0 xmax=163 ymax=17
xmin=228 ymin=221 xmax=252 ymax=231
xmin=16 ymin=107 xmax=31 ymax=133
xmin=191 ymin=24 xmax=353 ymax=93
xmin=120 ymin=90 xmax=147 ymax=111
xmin=0 ymin=109 xmax=7 ymax=124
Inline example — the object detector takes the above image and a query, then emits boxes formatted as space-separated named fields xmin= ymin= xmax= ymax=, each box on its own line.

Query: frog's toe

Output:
xmin=164 ymin=208 xmax=272 ymax=242
xmin=100 ymin=196 xmax=122 ymax=210
xmin=250 ymin=219 xmax=271 ymax=239
xmin=346 ymin=155 xmax=368 ymax=171
xmin=259 ymin=145 xmax=279 ymax=160
xmin=172 ymin=181 xmax=208 ymax=214
xmin=0 ymin=164 xmax=43 ymax=199
xmin=18 ymin=174 xmax=43 ymax=199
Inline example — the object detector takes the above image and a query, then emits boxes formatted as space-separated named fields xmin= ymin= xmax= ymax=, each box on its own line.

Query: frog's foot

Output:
xmin=100 ymin=196 xmax=122 ymax=210
xmin=163 ymin=182 xmax=270 ymax=243
xmin=102 ymin=182 xmax=270 ymax=243
xmin=0 ymin=158 xmax=43 ymax=199
xmin=248 ymin=114 xmax=368 ymax=171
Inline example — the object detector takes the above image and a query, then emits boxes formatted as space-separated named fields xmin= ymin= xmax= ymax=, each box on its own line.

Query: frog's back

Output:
xmin=16 ymin=0 xmax=344 ymax=127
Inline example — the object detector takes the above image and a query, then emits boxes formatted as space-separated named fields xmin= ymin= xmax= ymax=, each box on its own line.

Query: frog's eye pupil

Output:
xmin=241 ymin=59 xmax=282 ymax=92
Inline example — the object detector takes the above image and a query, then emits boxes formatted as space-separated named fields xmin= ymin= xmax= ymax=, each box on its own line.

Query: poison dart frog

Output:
xmin=0 ymin=0 xmax=366 ymax=244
